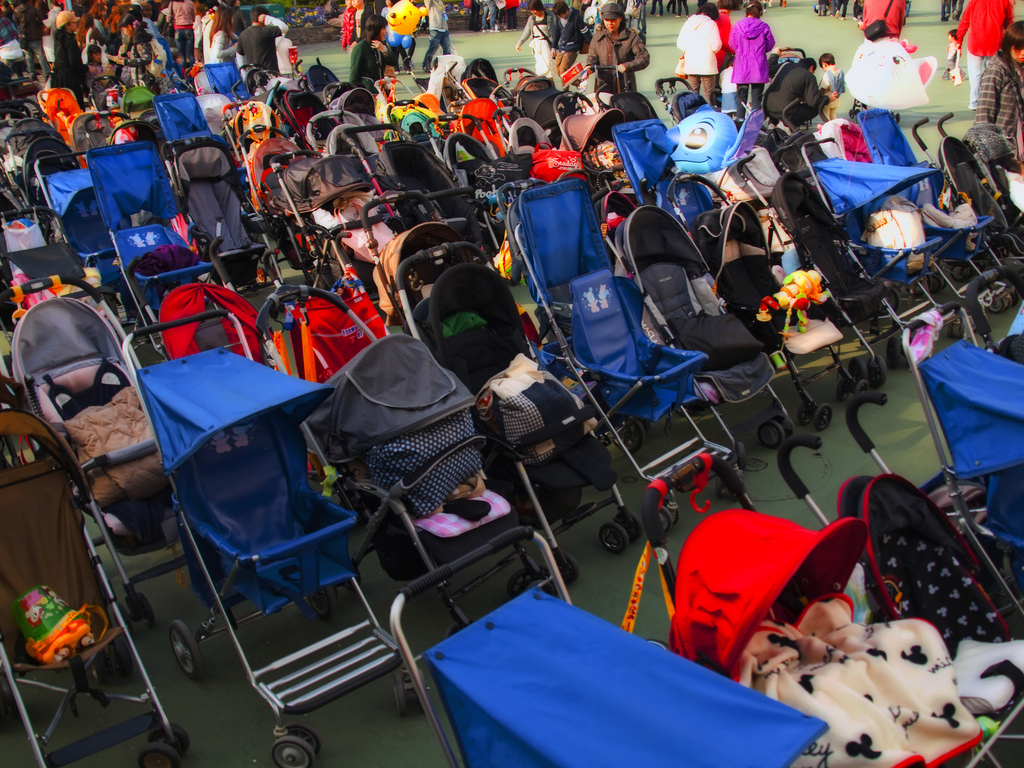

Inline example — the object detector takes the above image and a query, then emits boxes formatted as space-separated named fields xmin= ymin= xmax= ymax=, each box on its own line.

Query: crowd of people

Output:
xmin=0 ymin=0 xmax=291 ymax=106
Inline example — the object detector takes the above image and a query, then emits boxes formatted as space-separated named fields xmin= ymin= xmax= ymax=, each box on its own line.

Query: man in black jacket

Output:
xmin=14 ymin=0 xmax=47 ymax=79
xmin=763 ymin=57 xmax=833 ymax=127
xmin=236 ymin=5 xmax=288 ymax=71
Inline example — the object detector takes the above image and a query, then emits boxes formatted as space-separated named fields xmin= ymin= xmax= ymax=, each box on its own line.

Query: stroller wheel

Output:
xmin=126 ymin=591 xmax=155 ymax=628
xmin=271 ymin=735 xmax=315 ymax=768
xmin=138 ymin=741 xmax=181 ymax=768
xmin=306 ymin=588 xmax=337 ymax=620
xmin=835 ymin=374 xmax=853 ymax=403
xmin=0 ymin=675 xmax=15 ymax=722
xmin=658 ymin=506 xmax=675 ymax=534
xmin=886 ymin=336 xmax=903 ymax=370
xmin=812 ymin=403 xmax=833 ymax=432
xmin=112 ymin=635 xmax=134 ymax=679
xmin=948 ymin=263 xmax=973 ymax=283
xmin=797 ymin=401 xmax=816 ymax=426
xmin=285 ymin=723 xmax=323 ymax=755
xmin=394 ymin=670 xmax=417 ymax=716
xmin=614 ymin=507 xmax=643 ymax=542
xmin=148 ymin=723 xmax=191 ymax=756
xmin=598 ymin=521 xmax=630 ymax=554
xmin=847 ymin=356 xmax=867 ymax=386
xmin=854 ymin=380 xmax=869 ymax=394
xmin=756 ymin=419 xmax=786 ymax=450
xmin=506 ymin=567 xmax=551 ymax=598
xmin=168 ymin=620 xmax=204 ymax=680
xmin=555 ymin=549 xmax=581 ymax=584
xmin=947 ymin=316 xmax=965 ymax=339
xmin=619 ymin=418 xmax=647 ymax=453
xmin=867 ymin=357 xmax=887 ymax=388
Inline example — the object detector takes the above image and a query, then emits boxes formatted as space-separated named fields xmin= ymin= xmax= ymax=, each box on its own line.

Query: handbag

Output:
xmin=863 ymin=0 xmax=895 ymax=41
xmin=674 ymin=54 xmax=686 ymax=77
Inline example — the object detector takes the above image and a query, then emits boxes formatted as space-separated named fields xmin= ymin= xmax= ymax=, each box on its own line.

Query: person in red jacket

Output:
xmin=956 ymin=0 xmax=1014 ymax=109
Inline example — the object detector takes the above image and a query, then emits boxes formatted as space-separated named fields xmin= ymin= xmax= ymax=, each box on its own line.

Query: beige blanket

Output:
xmin=738 ymin=595 xmax=980 ymax=768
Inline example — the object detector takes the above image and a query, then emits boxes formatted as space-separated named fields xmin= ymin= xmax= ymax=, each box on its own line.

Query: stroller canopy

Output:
xmin=154 ymin=93 xmax=213 ymax=142
xmin=11 ymin=298 xmax=122 ymax=383
xmin=856 ymin=108 xmax=918 ymax=167
xmin=88 ymin=142 xmax=178 ymax=232
xmin=428 ymin=589 xmax=826 ymax=768
xmin=671 ymin=510 xmax=867 ymax=677
xmin=281 ymin=154 xmax=372 ymax=212
xmin=812 ymin=159 xmax=942 ymax=215
xmin=560 ymin=108 xmax=624 ymax=153
xmin=136 ymin=348 xmax=330 ymax=473
xmin=44 ymin=168 xmax=113 ymax=254
xmin=203 ymin=62 xmax=251 ymax=99
xmin=611 ymin=119 xmax=674 ymax=197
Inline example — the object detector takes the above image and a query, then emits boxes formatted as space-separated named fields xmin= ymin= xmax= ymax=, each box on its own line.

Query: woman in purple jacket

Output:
xmin=728 ymin=1 xmax=774 ymax=118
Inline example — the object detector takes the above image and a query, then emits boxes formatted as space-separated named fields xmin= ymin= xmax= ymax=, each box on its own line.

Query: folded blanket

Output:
xmin=738 ymin=594 xmax=980 ymax=768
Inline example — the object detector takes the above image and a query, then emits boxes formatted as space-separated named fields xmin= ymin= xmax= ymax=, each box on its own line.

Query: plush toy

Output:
xmin=757 ymin=270 xmax=830 ymax=336
xmin=665 ymin=105 xmax=744 ymax=175
xmin=385 ymin=0 xmax=426 ymax=49
xmin=846 ymin=38 xmax=937 ymax=111
xmin=14 ymin=586 xmax=103 ymax=665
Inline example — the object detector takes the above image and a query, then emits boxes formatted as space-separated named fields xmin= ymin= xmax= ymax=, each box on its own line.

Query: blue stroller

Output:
xmin=391 ymin=529 xmax=827 ymax=768
xmin=88 ymin=142 xmax=211 ymax=321
xmin=197 ymin=62 xmax=252 ymax=100
xmin=508 ymin=177 xmax=719 ymax=479
xmin=133 ymin=347 xmax=400 ymax=767
xmin=153 ymin=92 xmax=215 ymax=142
xmin=38 ymin=169 xmax=118 ymax=286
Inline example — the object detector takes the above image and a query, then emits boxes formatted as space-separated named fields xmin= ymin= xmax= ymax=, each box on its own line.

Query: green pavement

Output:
xmin=1 ymin=5 xmax=1019 ymax=767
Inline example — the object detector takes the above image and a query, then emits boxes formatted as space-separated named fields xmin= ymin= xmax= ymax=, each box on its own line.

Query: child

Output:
xmin=340 ymin=0 xmax=356 ymax=51
xmin=84 ymin=44 xmax=109 ymax=90
xmin=942 ymin=28 xmax=957 ymax=80
xmin=818 ymin=52 xmax=845 ymax=121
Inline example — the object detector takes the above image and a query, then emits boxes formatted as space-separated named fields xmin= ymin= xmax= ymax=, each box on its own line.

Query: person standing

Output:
xmin=858 ymin=0 xmax=905 ymax=39
xmin=516 ymin=0 xmax=557 ymax=78
xmin=506 ymin=0 xmax=519 ymax=29
xmin=553 ymin=0 xmax=588 ymax=74
xmin=976 ymin=20 xmax=1024 ymax=157
xmin=349 ymin=12 xmax=395 ymax=88
xmin=482 ymin=0 xmax=497 ymax=30
xmin=715 ymin=0 xmax=736 ymax=69
xmin=586 ymin=2 xmax=649 ymax=94
xmin=420 ymin=0 xmax=451 ymax=72
xmin=15 ymin=0 xmax=48 ymax=79
xmin=236 ymin=5 xmax=286 ymax=71
xmin=956 ymin=0 xmax=1014 ymax=110
xmin=202 ymin=4 xmax=235 ymax=62
xmin=52 ymin=10 xmax=87 ymax=103
xmin=729 ymin=0 xmax=772 ymax=118
xmin=161 ymin=0 xmax=195 ymax=67
xmin=676 ymin=2 xmax=720 ymax=103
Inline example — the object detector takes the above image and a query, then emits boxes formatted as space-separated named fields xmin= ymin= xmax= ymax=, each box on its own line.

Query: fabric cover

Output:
xmin=739 ymin=595 xmax=981 ymax=768
xmin=63 ymin=387 xmax=167 ymax=507
xmin=154 ymin=92 xmax=213 ymax=141
xmin=159 ymin=283 xmax=264 ymax=362
xmin=812 ymin=159 xmax=942 ymax=216
xmin=426 ymin=588 xmax=826 ymax=768
xmin=670 ymin=510 xmax=867 ymax=677
xmin=88 ymin=142 xmax=179 ymax=232
xmin=954 ymin=638 xmax=1024 ymax=714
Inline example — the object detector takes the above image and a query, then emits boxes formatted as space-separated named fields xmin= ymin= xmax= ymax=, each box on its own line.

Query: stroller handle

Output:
xmin=777 ymin=434 xmax=823 ymax=501
xmin=964 ymin=267 xmax=1024 ymax=344
xmin=906 ymin=301 xmax=962 ymax=335
xmin=936 ymin=113 xmax=954 ymax=139
xmin=911 ymin=117 xmax=929 ymax=151
xmin=845 ymin=391 xmax=888 ymax=455
xmin=255 ymin=283 xmax=370 ymax=340
xmin=399 ymin=526 xmax=538 ymax=599
xmin=0 ymin=274 xmax=103 ymax=306
xmin=132 ymin=309 xmax=233 ymax=339
xmin=653 ymin=77 xmax=691 ymax=97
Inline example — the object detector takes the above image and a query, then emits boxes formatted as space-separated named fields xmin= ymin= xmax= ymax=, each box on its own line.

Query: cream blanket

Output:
xmin=738 ymin=595 xmax=981 ymax=768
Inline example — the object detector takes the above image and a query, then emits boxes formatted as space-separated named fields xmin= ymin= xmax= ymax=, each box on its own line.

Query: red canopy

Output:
xmin=670 ymin=510 xmax=867 ymax=678
xmin=159 ymin=283 xmax=263 ymax=362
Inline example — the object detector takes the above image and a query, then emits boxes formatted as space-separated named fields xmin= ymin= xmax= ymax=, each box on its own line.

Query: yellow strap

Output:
xmin=300 ymin=319 xmax=316 ymax=382
xmin=272 ymin=330 xmax=293 ymax=376
xmin=621 ymin=542 xmax=652 ymax=633
xmin=321 ymin=465 xmax=338 ymax=498
xmin=659 ymin=558 xmax=675 ymax=621
xmin=82 ymin=604 xmax=108 ymax=643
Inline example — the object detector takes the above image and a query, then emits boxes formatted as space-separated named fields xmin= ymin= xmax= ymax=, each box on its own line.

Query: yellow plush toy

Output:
xmin=757 ymin=270 xmax=830 ymax=336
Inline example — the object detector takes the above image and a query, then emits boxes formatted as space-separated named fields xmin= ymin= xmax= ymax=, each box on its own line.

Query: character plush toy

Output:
xmin=665 ymin=105 xmax=745 ymax=175
xmin=757 ymin=270 xmax=830 ymax=336
xmin=385 ymin=0 xmax=426 ymax=49
xmin=846 ymin=38 xmax=937 ymax=111
xmin=14 ymin=586 xmax=104 ymax=665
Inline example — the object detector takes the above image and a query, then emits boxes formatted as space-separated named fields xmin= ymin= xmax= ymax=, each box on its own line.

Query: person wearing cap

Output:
xmin=52 ymin=9 xmax=87 ymax=103
xmin=585 ymin=2 xmax=649 ymax=94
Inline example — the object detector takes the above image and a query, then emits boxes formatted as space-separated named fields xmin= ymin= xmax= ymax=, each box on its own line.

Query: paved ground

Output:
xmin=2 ymin=5 xmax=1020 ymax=768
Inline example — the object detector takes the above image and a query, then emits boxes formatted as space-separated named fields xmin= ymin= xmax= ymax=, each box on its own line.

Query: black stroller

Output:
xmin=417 ymin=260 xmax=642 ymax=568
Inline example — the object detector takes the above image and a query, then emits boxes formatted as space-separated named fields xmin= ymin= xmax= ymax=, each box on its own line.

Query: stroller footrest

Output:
xmin=256 ymin=622 xmax=400 ymax=715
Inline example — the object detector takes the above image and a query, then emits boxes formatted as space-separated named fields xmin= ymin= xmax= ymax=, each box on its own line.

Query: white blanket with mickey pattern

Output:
xmin=738 ymin=594 xmax=981 ymax=768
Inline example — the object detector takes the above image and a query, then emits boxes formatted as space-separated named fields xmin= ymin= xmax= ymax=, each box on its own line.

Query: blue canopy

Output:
xmin=426 ymin=589 xmax=825 ymax=768
xmin=813 ymin=159 xmax=942 ymax=214
xmin=154 ymin=93 xmax=213 ymax=142
xmin=513 ymin=178 xmax=612 ymax=305
xmin=204 ymin=62 xmax=251 ymax=99
xmin=857 ymin=109 xmax=919 ymax=167
xmin=136 ymin=348 xmax=332 ymax=472
xmin=612 ymin=119 xmax=673 ymax=197
xmin=88 ymin=143 xmax=179 ymax=232
xmin=919 ymin=341 xmax=1024 ymax=479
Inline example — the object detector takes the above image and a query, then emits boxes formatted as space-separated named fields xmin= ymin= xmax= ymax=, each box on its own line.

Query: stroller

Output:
xmin=153 ymin=92 xmax=215 ymax=142
xmin=274 ymin=88 xmax=328 ymax=150
xmin=130 ymin=346 xmax=401 ymax=764
xmin=0 ymin=409 xmax=188 ymax=768
xmin=6 ymin=279 xmax=182 ymax=627
xmin=413 ymin=259 xmax=640 ymax=566
xmin=163 ymin=135 xmax=278 ymax=290
xmin=391 ymin=529 xmax=827 ymax=768
xmin=195 ymin=61 xmax=251 ymax=100
xmin=615 ymin=204 xmax=791 ymax=449
xmin=508 ymin=177 xmax=722 ymax=479
xmin=87 ymin=142 xmax=212 ymax=322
